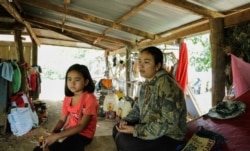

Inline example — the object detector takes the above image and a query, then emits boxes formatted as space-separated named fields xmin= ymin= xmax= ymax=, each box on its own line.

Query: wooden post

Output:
xmin=104 ymin=50 xmax=109 ymax=78
xmin=210 ymin=18 xmax=226 ymax=106
xmin=14 ymin=29 xmax=28 ymax=93
xmin=126 ymin=46 xmax=131 ymax=96
xmin=32 ymin=39 xmax=38 ymax=66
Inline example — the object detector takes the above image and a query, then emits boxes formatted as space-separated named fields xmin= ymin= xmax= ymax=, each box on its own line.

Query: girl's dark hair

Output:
xmin=64 ymin=64 xmax=95 ymax=96
xmin=141 ymin=46 xmax=163 ymax=69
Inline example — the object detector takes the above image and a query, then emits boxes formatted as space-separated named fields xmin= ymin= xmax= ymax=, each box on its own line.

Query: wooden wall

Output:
xmin=0 ymin=42 xmax=32 ymax=64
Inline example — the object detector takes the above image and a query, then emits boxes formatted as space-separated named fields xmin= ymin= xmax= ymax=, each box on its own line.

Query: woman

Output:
xmin=113 ymin=46 xmax=187 ymax=151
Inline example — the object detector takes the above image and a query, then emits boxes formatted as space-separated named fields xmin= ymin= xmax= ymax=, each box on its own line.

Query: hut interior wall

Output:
xmin=0 ymin=44 xmax=32 ymax=64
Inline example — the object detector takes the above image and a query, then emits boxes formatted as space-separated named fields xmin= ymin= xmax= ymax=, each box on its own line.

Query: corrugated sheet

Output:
xmin=1 ymin=0 xmax=249 ymax=51
xmin=188 ymin=0 xmax=250 ymax=12
xmin=123 ymin=1 xmax=202 ymax=33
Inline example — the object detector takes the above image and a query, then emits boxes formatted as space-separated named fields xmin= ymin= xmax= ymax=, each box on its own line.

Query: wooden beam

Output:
xmin=0 ymin=0 xmax=23 ymax=23
xmin=95 ymin=0 xmax=156 ymax=45
xmin=0 ymin=22 xmax=19 ymax=30
xmin=0 ymin=0 xmax=40 ymax=45
xmin=64 ymin=0 xmax=70 ymax=4
xmin=18 ymin=0 xmax=155 ymax=39
xmin=210 ymin=18 xmax=226 ymax=106
xmin=224 ymin=8 xmax=250 ymax=27
xmin=38 ymin=38 xmax=104 ymax=49
xmin=31 ymin=39 xmax=38 ymax=66
xmin=224 ymin=3 xmax=250 ymax=15
xmin=23 ymin=21 xmax=40 ymax=45
xmin=56 ymin=34 xmax=109 ymax=50
xmin=118 ymin=0 xmax=155 ymax=23
xmin=0 ymin=16 xmax=15 ymax=23
xmin=136 ymin=19 xmax=210 ymax=49
xmin=35 ymin=25 xmax=115 ymax=50
xmin=158 ymin=19 xmax=209 ymax=37
xmin=159 ymin=0 xmax=225 ymax=18
xmin=25 ymin=15 xmax=133 ymax=46
xmin=0 ymin=41 xmax=32 ymax=46
xmin=61 ymin=0 xmax=68 ymax=32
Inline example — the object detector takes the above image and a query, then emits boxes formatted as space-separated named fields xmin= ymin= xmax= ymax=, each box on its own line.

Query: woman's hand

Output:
xmin=116 ymin=120 xmax=135 ymax=134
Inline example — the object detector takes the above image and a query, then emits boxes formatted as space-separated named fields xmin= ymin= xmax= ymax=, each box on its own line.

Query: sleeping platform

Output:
xmin=184 ymin=90 xmax=250 ymax=151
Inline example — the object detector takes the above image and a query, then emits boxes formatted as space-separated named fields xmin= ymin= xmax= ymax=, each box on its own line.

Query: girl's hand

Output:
xmin=42 ymin=133 xmax=59 ymax=149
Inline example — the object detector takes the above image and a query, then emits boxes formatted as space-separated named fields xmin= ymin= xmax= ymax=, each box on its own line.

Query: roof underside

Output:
xmin=0 ymin=0 xmax=250 ymax=54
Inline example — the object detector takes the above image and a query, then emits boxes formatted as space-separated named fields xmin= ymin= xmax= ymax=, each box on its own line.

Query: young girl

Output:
xmin=33 ymin=64 xmax=98 ymax=151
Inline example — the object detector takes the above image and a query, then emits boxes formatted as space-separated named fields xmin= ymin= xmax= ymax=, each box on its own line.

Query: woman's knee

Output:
xmin=112 ymin=124 xmax=119 ymax=139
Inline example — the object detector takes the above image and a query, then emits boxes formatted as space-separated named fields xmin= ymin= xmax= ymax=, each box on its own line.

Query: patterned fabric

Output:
xmin=124 ymin=69 xmax=187 ymax=140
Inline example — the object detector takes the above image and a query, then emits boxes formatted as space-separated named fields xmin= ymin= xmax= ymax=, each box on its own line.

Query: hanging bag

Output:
xmin=8 ymin=93 xmax=39 ymax=136
xmin=8 ymin=107 xmax=33 ymax=136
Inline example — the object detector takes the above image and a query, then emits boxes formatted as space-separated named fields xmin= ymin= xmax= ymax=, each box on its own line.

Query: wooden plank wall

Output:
xmin=0 ymin=43 xmax=32 ymax=64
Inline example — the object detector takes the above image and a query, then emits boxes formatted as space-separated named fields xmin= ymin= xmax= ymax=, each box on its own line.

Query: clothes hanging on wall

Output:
xmin=12 ymin=61 xmax=21 ymax=93
xmin=0 ymin=60 xmax=21 ymax=126
xmin=175 ymin=42 xmax=188 ymax=93
xmin=28 ymin=65 xmax=42 ymax=101
xmin=0 ymin=62 xmax=10 ymax=115
xmin=1 ymin=61 xmax=14 ymax=82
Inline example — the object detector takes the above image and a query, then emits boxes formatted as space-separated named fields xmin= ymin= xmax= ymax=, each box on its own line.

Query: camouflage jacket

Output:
xmin=123 ymin=69 xmax=187 ymax=140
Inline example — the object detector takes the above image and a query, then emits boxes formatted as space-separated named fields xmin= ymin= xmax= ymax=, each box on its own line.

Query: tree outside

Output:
xmin=186 ymin=33 xmax=212 ymax=94
xmin=38 ymin=45 xmax=106 ymax=100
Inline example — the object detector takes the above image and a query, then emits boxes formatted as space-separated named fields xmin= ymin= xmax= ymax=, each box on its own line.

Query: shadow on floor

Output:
xmin=86 ymin=135 xmax=117 ymax=151
xmin=85 ymin=118 xmax=117 ymax=151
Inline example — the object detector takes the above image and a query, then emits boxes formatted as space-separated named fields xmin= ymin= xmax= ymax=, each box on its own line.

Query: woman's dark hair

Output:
xmin=140 ymin=46 xmax=163 ymax=69
xmin=64 ymin=64 xmax=95 ymax=96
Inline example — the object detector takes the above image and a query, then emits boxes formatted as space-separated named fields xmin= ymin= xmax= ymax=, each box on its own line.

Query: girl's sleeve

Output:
xmin=83 ymin=94 xmax=98 ymax=115
xmin=62 ymin=97 xmax=69 ymax=115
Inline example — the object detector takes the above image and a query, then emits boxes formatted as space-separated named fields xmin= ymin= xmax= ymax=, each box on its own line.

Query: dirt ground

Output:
xmin=0 ymin=99 xmax=116 ymax=151
xmin=0 ymin=100 xmax=62 ymax=151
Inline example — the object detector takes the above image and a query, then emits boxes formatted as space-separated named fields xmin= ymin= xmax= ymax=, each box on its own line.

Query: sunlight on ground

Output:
xmin=194 ymin=92 xmax=212 ymax=114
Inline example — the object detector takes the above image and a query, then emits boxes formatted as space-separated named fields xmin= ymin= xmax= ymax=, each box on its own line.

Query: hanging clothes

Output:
xmin=1 ymin=61 xmax=13 ymax=82
xmin=175 ymin=42 xmax=188 ymax=93
xmin=29 ymin=71 xmax=37 ymax=91
xmin=0 ymin=62 xmax=9 ymax=114
xmin=28 ymin=67 xmax=39 ymax=100
xmin=12 ymin=61 xmax=21 ymax=93
xmin=32 ymin=65 xmax=42 ymax=98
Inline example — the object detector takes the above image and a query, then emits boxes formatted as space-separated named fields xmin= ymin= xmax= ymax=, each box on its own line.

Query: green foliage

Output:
xmin=224 ymin=22 xmax=250 ymax=62
xmin=188 ymin=34 xmax=211 ymax=72
xmin=39 ymin=45 xmax=105 ymax=80
xmin=188 ymin=22 xmax=249 ymax=72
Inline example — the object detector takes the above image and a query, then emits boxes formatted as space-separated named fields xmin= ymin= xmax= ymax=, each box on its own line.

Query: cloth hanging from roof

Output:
xmin=231 ymin=54 xmax=250 ymax=97
xmin=175 ymin=42 xmax=188 ymax=93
